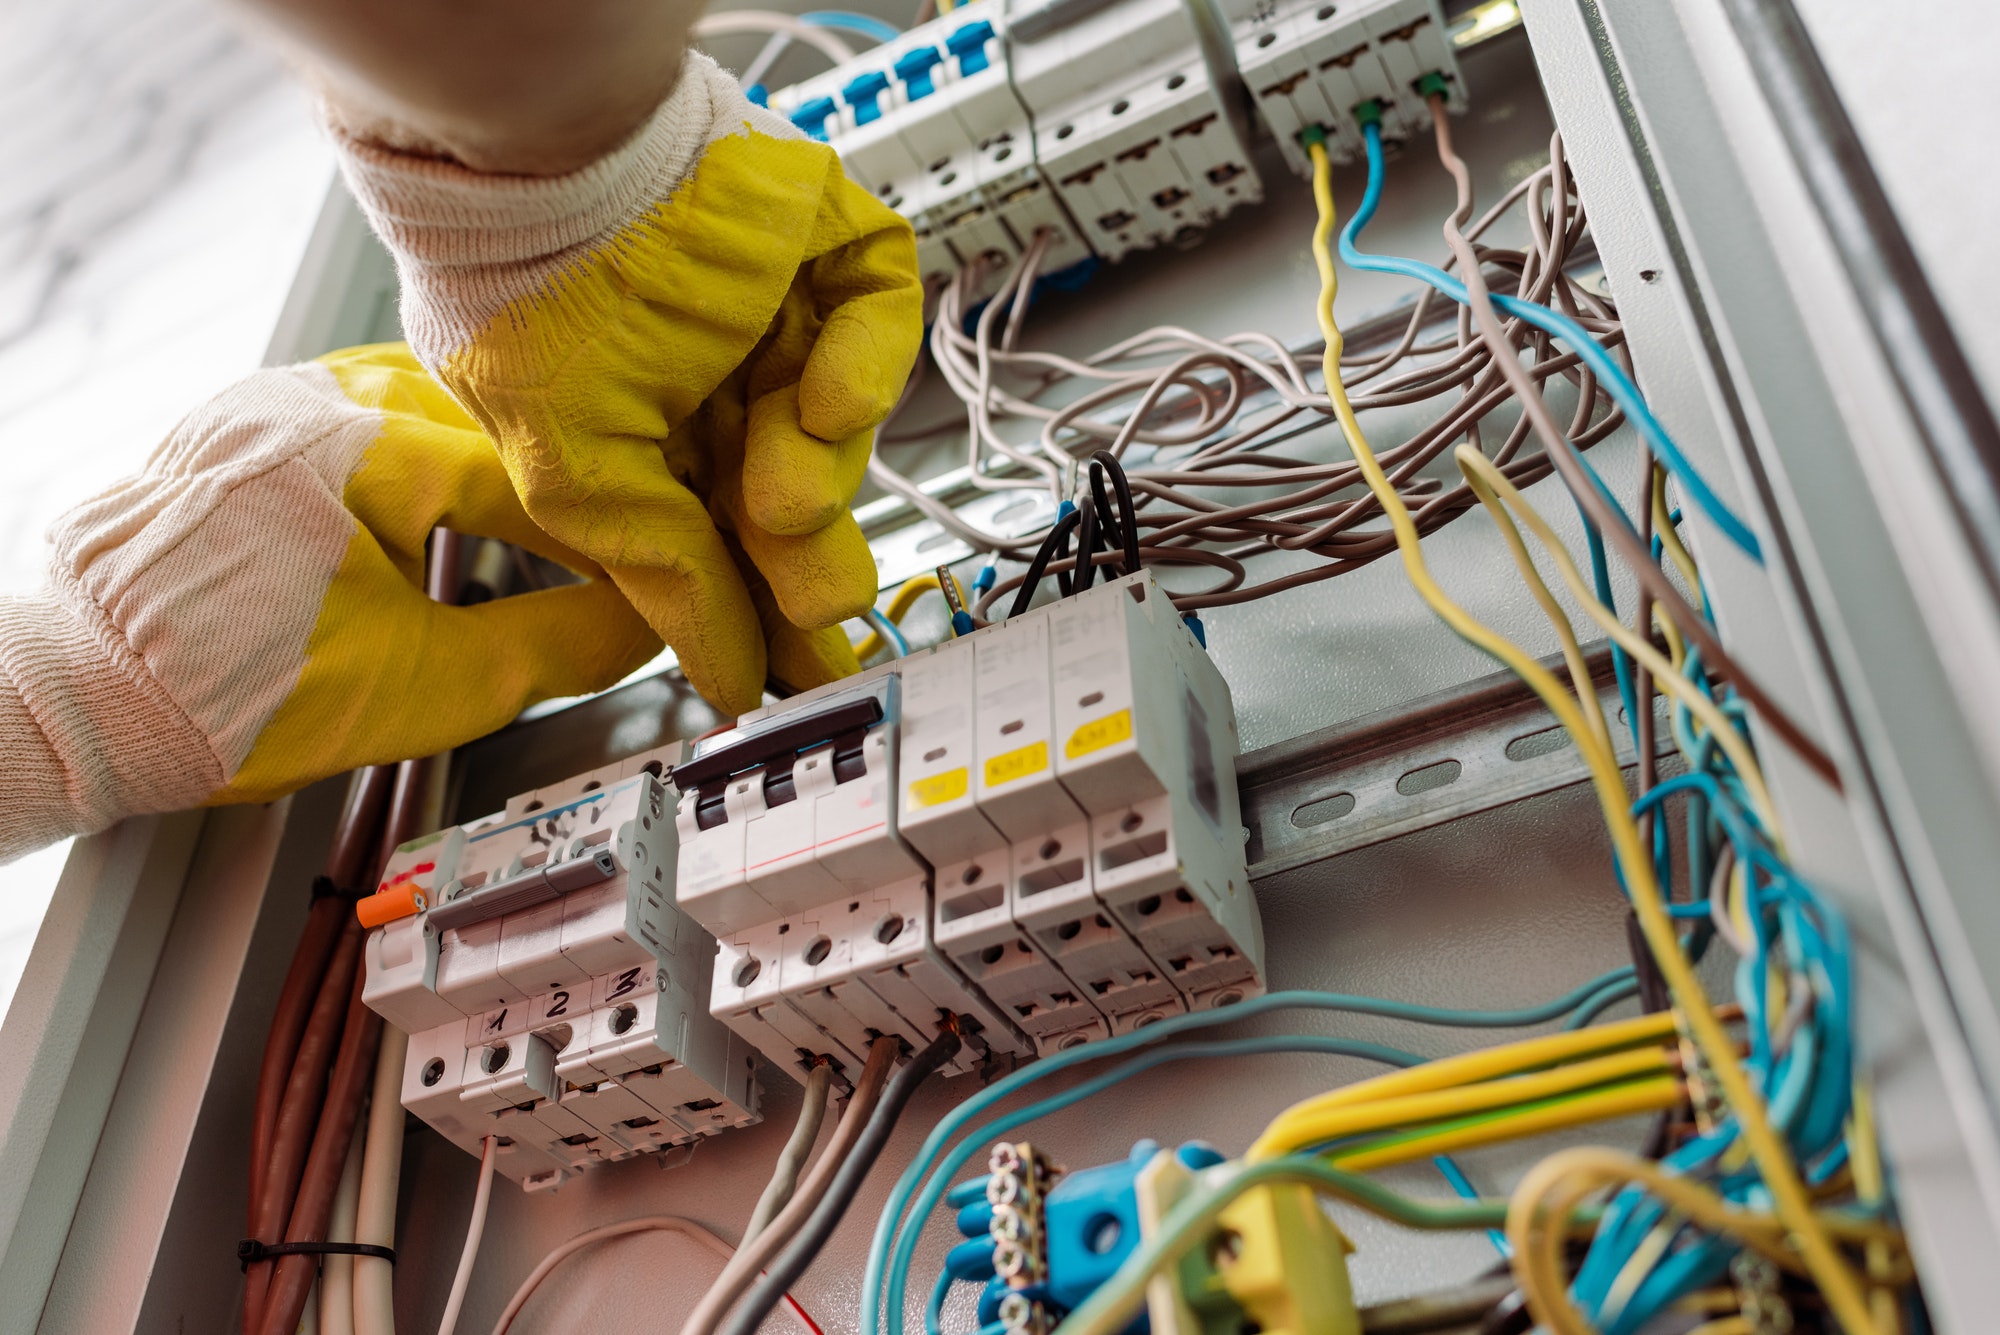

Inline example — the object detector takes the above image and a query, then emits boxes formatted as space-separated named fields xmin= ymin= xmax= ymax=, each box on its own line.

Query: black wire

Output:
xmin=1008 ymin=508 xmax=1082 ymax=618
xmin=1090 ymin=451 xmax=1143 ymax=576
xmin=719 ymin=1030 xmax=963 ymax=1335
xmin=1053 ymin=507 xmax=1076 ymax=597
xmin=1074 ymin=494 xmax=1099 ymax=593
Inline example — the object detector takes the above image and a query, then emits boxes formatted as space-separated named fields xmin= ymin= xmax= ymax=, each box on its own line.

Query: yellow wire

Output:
xmin=1471 ymin=450 xmax=1614 ymax=754
xmin=1254 ymin=1009 xmax=1685 ymax=1135
xmin=852 ymin=573 xmax=953 ymax=659
xmin=1652 ymin=466 xmax=1704 ymax=604
xmin=1452 ymin=447 xmax=1780 ymax=836
xmin=1683 ymin=1319 xmax=1753 ymax=1335
xmin=1251 ymin=1045 xmax=1676 ymax=1162
xmin=1302 ymin=139 xmax=1878 ymax=1335
xmin=1507 ymin=1147 xmax=1908 ymax=1335
xmin=1654 ymin=597 xmax=1688 ymax=673
xmin=1849 ymin=1085 xmax=1906 ymax=1335
xmin=1327 ymin=1076 xmax=1684 ymax=1173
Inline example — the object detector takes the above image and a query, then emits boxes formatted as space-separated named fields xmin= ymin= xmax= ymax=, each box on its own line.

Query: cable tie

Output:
xmin=237 ymin=1238 xmax=397 ymax=1272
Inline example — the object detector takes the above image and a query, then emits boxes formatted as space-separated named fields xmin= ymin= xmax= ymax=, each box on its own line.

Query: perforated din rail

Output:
xmin=1235 ymin=644 xmax=1677 ymax=880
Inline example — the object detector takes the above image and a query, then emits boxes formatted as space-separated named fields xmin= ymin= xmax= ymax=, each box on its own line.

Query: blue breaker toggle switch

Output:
xmin=842 ymin=70 xmax=892 ymax=125
xmin=895 ymin=46 xmax=945 ymax=101
xmin=789 ymin=96 xmax=838 ymax=141
xmin=946 ymin=20 xmax=995 ymax=77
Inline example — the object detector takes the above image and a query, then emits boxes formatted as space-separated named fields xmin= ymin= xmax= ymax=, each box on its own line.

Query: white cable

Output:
xmin=353 ymin=1025 xmax=408 ymax=1335
xmin=489 ymin=1217 xmax=818 ymax=1335
xmin=319 ymin=1109 xmax=369 ymax=1335
xmin=695 ymin=11 xmax=855 ymax=65
xmin=740 ymin=33 xmax=795 ymax=89
xmin=437 ymin=1135 xmax=498 ymax=1335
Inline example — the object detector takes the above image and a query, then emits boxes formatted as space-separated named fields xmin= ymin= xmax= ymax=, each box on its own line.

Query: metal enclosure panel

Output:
xmin=0 ymin=814 xmax=207 ymax=1335
xmin=1518 ymin=1 xmax=2000 ymax=1328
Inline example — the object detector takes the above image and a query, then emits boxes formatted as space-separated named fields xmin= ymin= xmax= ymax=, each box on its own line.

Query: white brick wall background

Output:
xmin=0 ymin=0 xmax=333 ymax=1015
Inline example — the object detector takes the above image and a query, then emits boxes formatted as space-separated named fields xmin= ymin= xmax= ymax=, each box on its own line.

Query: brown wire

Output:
xmin=245 ymin=767 xmax=390 ymax=1260
xmin=243 ymin=917 xmax=363 ymax=1331
xmin=254 ymin=962 xmax=386 ymax=1335
xmin=244 ymin=529 xmax=467 ymax=1334
xmin=1427 ymin=101 xmax=1842 ymax=791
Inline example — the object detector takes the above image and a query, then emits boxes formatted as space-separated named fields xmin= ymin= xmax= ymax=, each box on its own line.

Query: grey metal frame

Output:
xmin=1519 ymin=3 xmax=2000 ymax=1327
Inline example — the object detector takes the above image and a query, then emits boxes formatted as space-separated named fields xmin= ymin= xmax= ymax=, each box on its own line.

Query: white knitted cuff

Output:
xmin=328 ymin=50 xmax=803 ymax=366
xmin=0 ymin=591 xmax=223 ymax=863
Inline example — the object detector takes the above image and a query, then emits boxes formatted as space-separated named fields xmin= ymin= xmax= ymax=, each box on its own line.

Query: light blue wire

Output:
xmin=800 ymin=10 xmax=904 ymax=41
xmin=1340 ymin=119 xmax=1764 ymax=563
xmin=892 ymin=1034 xmax=1428 ymax=1335
xmin=924 ymin=1035 xmax=1455 ymax=1332
xmin=1562 ymin=977 xmax=1640 ymax=1030
xmin=864 ymin=607 xmax=911 ymax=658
xmin=863 ymin=968 xmax=1636 ymax=1335
xmin=1431 ymin=1155 xmax=1510 ymax=1257
xmin=927 ymin=1266 xmax=959 ymax=1335
xmin=1581 ymin=767 xmax=1854 ymax=1333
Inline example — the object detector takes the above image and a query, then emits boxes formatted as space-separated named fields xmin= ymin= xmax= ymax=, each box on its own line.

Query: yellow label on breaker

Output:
xmin=984 ymin=741 xmax=1049 ymax=788
xmin=908 ymin=767 xmax=969 ymax=808
xmin=1066 ymin=709 xmax=1133 ymax=759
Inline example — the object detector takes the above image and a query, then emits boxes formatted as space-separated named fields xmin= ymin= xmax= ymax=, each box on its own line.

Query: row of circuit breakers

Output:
xmin=358 ymin=573 xmax=1265 ymax=1189
xmin=756 ymin=0 xmax=1466 ymax=281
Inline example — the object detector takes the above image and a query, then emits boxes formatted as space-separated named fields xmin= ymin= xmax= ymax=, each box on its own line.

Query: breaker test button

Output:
xmin=895 ymin=46 xmax=945 ymax=101
xmin=946 ymin=21 xmax=995 ymax=76
xmin=789 ymin=96 xmax=839 ymax=140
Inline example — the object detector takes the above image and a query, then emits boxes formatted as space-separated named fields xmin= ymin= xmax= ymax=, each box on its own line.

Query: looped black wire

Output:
xmin=237 ymin=1238 xmax=397 ymax=1272
xmin=1089 ymin=450 xmax=1143 ymax=577
xmin=1073 ymin=493 xmax=1100 ymax=593
xmin=1008 ymin=507 xmax=1081 ymax=619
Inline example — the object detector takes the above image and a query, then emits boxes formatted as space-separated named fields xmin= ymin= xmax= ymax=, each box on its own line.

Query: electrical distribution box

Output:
xmin=675 ymin=571 xmax=1263 ymax=1077
xmin=361 ymin=750 xmax=761 ymax=1190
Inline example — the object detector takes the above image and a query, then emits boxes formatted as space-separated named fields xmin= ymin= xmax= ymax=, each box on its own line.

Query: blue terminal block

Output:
xmin=945 ymin=20 xmax=996 ymax=77
xmin=895 ymin=45 xmax=946 ymax=101
xmin=950 ymin=1142 xmax=1226 ymax=1331
xmin=789 ymin=95 xmax=839 ymax=141
xmin=842 ymin=70 xmax=893 ymax=126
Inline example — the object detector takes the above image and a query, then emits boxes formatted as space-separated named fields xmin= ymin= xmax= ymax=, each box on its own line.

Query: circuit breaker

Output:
xmin=674 ymin=571 xmax=1263 ymax=1080
xmin=763 ymin=0 xmax=1461 ymax=279
xmin=359 ymin=750 xmax=761 ymax=1191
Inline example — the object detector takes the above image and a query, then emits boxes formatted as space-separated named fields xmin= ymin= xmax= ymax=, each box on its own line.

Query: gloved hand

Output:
xmin=0 ymin=343 xmax=659 ymax=858
xmin=330 ymin=51 xmax=923 ymax=715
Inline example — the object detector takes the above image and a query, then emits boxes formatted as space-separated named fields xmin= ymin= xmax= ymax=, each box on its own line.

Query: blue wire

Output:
xmin=1431 ymin=1155 xmax=1510 ymax=1256
xmin=800 ymin=10 xmax=903 ymax=41
xmin=864 ymin=607 xmax=911 ymax=658
xmin=1340 ymin=119 xmax=1764 ymax=563
xmin=1562 ymin=977 xmax=1640 ymax=1029
xmin=863 ymin=969 xmax=1636 ymax=1335
xmin=927 ymin=1266 xmax=958 ymax=1335
xmin=887 ymin=1034 xmax=1430 ymax=1334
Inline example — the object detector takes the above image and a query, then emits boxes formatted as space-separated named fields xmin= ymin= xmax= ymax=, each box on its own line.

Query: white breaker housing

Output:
xmin=759 ymin=0 xmax=1460 ymax=283
xmin=362 ymin=749 xmax=759 ymax=1191
xmin=675 ymin=570 xmax=1263 ymax=1079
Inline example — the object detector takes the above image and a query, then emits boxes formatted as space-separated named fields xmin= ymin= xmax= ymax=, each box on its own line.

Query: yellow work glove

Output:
xmin=332 ymin=51 xmax=923 ymax=715
xmin=0 ymin=343 xmax=659 ymax=859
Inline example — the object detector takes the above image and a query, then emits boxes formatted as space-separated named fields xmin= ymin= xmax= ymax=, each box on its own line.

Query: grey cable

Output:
xmin=742 ymin=1063 xmax=832 ymax=1248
